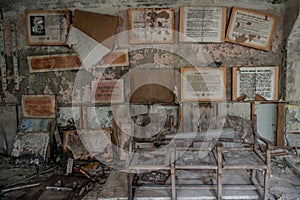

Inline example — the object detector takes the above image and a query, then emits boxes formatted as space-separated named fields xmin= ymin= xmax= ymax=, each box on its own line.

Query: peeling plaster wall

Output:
xmin=286 ymin=0 xmax=300 ymax=146
xmin=0 ymin=0 xmax=299 ymax=148
xmin=0 ymin=0 xmax=290 ymax=105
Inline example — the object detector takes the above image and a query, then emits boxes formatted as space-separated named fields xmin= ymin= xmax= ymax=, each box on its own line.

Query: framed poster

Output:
xmin=226 ymin=7 xmax=277 ymax=51
xmin=128 ymin=8 xmax=174 ymax=44
xmin=179 ymin=7 xmax=227 ymax=43
xmin=22 ymin=95 xmax=56 ymax=118
xmin=181 ymin=67 xmax=226 ymax=102
xmin=27 ymin=53 xmax=81 ymax=73
xmin=63 ymin=130 xmax=91 ymax=160
xmin=92 ymin=79 xmax=124 ymax=103
xmin=11 ymin=132 xmax=50 ymax=162
xmin=232 ymin=66 xmax=279 ymax=101
xmin=25 ymin=10 xmax=71 ymax=45
xmin=78 ymin=129 xmax=113 ymax=162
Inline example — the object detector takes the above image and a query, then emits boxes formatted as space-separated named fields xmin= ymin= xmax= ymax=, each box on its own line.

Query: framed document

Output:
xmin=128 ymin=8 xmax=174 ymax=44
xmin=22 ymin=95 xmax=56 ymax=118
xmin=11 ymin=132 xmax=50 ymax=162
xmin=226 ymin=7 xmax=277 ymax=51
xmin=78 ymin=129 xmax=113 ymax=162
xmin=25 ymin=10 xmax=71 ymax=45
xmin=27 ymin=53 xmax=81 ymax=73
xmin=92 ymin=79 xmax=124 ymax=103
xmin=179 ymin=7 xmax=226 ymax=43
xmin=181 ymin=67 xmax=226 ymax=102
xmin=232 ymin=66 xmax=279 ymax=101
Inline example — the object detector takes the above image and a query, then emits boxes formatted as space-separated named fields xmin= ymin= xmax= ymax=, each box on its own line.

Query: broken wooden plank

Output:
xmin=277 ymin=103 xmax=285 ymax=146
xmin=284 ymin=157 xmax=300 ymax=175
xmin=73 ymin=9 xmax=121 ymax=49
xmin=27 ymin=53 xmax=81 ymax=73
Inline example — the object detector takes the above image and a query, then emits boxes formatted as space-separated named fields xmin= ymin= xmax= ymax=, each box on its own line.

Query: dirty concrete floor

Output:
xmin=1 ymin=153 xmax=300 ymax=200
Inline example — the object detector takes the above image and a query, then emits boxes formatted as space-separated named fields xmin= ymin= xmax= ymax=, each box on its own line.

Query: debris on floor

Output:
xmin=1 ymin=147 xmax=300 ymax=200
xmin=0 ymin=154 xmax=111 ymax=200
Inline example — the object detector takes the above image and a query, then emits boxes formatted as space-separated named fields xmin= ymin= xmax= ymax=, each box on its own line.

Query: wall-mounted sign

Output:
xmin=22 ymin=95 xmax=56 ymax=118
xmin=25 ymin=10 xmax=70 ymax=45
xmin=232 ymin=66 xmax=279 ymax=101
xmin=27 ymin=53 xmax=81 ymax=73
xmin=179 ymin=7 xmax=227 ymax=43
xmin=128 ymin=8 xmax=174 ymax=44
xmin=181 ymin=67 xmax=226 ymax=102
xmin=226 ymin=7 xmax=277 ymax=51
xmin=92 ymin=79 xmax=124 ymax=103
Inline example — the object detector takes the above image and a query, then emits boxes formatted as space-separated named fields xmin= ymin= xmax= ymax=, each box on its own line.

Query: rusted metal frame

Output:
xmin=127 ymin=173 xmax=134 ymax=200
xmin=135 ymin=184 xmax=258 ymax=190
xmin=250 ymin=171 xmax=265 ymax=199
xmin=170 ymin=143 xmax=176 ymax=200
xmin=175 ymin=165 xmax=218 ymax=170
xmin=222 ymin=165 xmax=267 ymax=170
xmin=176 ymin=147 xmax=214 ymax=151
xmin=217 ymin=145 xmax=223 ymax=200
xmin=264 ymin=149 xmax=271 ymax=200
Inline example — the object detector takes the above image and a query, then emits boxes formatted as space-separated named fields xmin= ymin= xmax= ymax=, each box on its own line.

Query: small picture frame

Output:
xmin=181 ymin=67 xmax=226 ymax=102
xmin=92 ymin=79 xmax=124 ymax=103
xmin=128 ymin=8 xmax=175 ymax=44
xmin=22 ymin=95 xmax=56 ymax=118
xmin=226 ymin=7 xmax=277 ymax=51
xmin=25 ymin=10 xmax=71 ymax=45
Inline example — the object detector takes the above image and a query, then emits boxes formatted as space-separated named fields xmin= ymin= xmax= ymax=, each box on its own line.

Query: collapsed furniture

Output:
xmin=127 ymin=115 xmax=272 ymax=200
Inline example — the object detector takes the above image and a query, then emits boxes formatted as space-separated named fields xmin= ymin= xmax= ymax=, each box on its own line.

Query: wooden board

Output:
xmin=27 ymin=53 xmax=81 ymax=73
xmin=25 ymin=10 xmax=70 ymax=45
xmin=22 ymin=95 xmax=56 ymax=118
xmin=179 ymin=7 xmax=226 ymax=43
xmin=128 ymin=8 xmax=174 ymax=44
xmin=73 ymin=9 xmax=121 ymax=49
xmin=181 ymin=67 xmax=226 ymax=102
xmin=129 ymin=69 xmax=176 ymax=103
xmin=232 ymin=66 xmax=279 ymax=101
xmin=92 ymin=79 xmax=124 ymax=103
xmin=226 ymin=7 xmax=277 ymax=51
xmin=96 ymin=49 xmax=129 ymax=68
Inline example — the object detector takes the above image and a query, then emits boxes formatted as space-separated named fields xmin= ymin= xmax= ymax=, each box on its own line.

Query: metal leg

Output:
xmin=170 ymin=144 xmax=176 ymax=200
xmin=127 ymin=173 xmax=133 ymax=200
xmin=217 ymin=146 xmax=223 ymax=200
xmin=263 ymin=168 xmax=270 ymax=200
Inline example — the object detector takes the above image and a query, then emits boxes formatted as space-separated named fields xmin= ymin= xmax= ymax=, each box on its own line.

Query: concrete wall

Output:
xmin=286 ymin=0 xmax=300 ymax=146
xmin=0 ymin=0 xmax=299 ymax=153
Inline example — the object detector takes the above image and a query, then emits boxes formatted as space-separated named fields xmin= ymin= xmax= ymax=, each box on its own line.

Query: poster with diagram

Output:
xmin=226 ymin=7 xmax=277 ymax=51
xmin=128 ymin=8 xmax=174 ymax=44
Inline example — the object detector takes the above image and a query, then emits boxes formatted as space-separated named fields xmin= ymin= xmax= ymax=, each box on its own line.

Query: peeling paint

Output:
xmin=3 ymin=91 xmax=17 ymax=103
xmin=286 ymin=105 xmax=300 ymax=133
